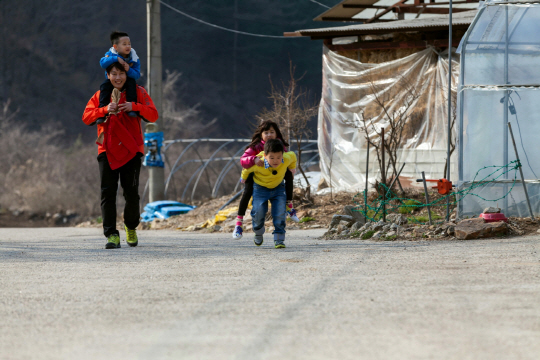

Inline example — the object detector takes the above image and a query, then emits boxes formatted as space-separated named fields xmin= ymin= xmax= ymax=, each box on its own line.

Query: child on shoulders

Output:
xmin=97 ymin=31 xmax=141 ymax=123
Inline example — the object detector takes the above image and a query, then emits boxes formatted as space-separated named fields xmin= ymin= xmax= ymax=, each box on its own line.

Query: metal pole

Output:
xmin=381 ymin=128 xmax=386 ymax=222
xmin=147 ymin=0 xmax=164 ymax=202
xmin=421 ymin=171 xmax=433 ymax=225
xmin=507 ymin=123 xmax=535 ymax=220
xmin=364 ymin=141 xmax=370 ymax=218
xmin=233 ymin=0 xmax=238 ymax=94
xmin=503 ymin=6 xmax=510 ymax=214
xmin=446 ymin=0 xmax=453 ymax=221
xmin=457 ymin=5 xmax=485 ymax=220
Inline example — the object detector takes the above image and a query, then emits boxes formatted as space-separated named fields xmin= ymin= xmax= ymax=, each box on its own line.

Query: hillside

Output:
xmin=0 ymin=0 xmax=339 ymax=143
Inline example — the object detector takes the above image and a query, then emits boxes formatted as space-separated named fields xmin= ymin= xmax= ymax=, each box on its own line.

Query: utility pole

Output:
xmin=146 ymin=0 xmax=165 ymax=202
xmin=233 ymin=0 xmax=238 ymax=94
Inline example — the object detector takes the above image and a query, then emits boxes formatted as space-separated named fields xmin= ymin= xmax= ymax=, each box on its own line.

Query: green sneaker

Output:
xmin=124 ymin=225 xmax=138 ymax=247
xmin=105 ymin=234 xmax=121 ymax=249
xmin=275 ymin=242 xmax=286 ymax=249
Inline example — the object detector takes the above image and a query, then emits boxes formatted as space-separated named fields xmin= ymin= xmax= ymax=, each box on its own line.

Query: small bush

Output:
xmin=299 ymin=216 xmax=315 ymax=223
xmin=384 ymin=235 xmax=397 ymax=241
xmin=366 ymin=210 xmax=382 ymax=221
xmin=362 ymin=230 xmax=375 ymax=240
xmin=409 ymin=214 xmax=443 ymax=223
xmin=399 ymin=200 xmax=422 ymax=214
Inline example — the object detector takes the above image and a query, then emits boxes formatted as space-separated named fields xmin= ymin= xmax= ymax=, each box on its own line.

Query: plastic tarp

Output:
xmin=317 ymin=46 xmax=458 ymax=193
xmin=457 ymin=1 xmax=540 ymax=217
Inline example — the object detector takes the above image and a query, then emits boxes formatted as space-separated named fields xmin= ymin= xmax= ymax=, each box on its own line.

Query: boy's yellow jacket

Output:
xmin=241 ymin=151 xmax=297 ymax=189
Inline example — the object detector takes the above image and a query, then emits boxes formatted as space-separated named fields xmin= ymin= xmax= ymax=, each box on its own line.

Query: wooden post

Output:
xmin=364 ymin=141 xmax=370 ymax=219
xmin=421 ymin=171 xmax=433 ymax=225
xmin=508 ymin=123 xmax=535 ymax=220
xmin=147 ymin=0 xmax=165 ymax=202
xmin=381 ymin=128 xmax=386 ymax=222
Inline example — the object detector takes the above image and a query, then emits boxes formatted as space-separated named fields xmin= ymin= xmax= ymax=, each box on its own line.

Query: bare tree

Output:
xmin=256 ymin=61 xmax=319 ymax=199
xmin=0 ymin=99 xmax=19 ymax=131
xmin=160 ymin=70 xmax=217 ymax=138
xmin=343 ymin=75 xmax=425 ymax=194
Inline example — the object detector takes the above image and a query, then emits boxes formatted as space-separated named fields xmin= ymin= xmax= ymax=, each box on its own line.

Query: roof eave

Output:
xmin=297 ymin=23 xmax=472 ymax=39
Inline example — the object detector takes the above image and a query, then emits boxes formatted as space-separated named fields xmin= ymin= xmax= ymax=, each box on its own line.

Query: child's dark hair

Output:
xmin=264 ymin=139 xmax=284 ymax=154
xmin=246 ymin=120 xmax=289 ymax=151
xmin=106 ymin=62 xmax=126 ymax=74
xmin=110 ymin=31 xmax=129 ymax=45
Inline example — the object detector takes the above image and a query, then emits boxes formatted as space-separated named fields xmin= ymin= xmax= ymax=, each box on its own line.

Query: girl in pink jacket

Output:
xmin=233 ymin=120 xmax=298 ymax=239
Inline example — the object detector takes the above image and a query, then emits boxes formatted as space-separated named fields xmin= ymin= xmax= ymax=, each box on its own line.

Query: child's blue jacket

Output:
xmin=100 ymin=47 xmax=141 ymax=80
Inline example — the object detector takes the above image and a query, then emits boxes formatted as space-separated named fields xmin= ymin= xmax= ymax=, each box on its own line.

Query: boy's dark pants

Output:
xmin=238 ymin=170 xmax=293 ymax=216
xmin=99 ymin=77 xmax=137 ymax=107
xmin=251 ymin=183 xmax=287 ymax=244
xmin=97 ymin=152 xmax=142 ymax=237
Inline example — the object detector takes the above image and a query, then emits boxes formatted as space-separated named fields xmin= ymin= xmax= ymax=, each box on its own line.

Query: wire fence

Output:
xmin=353 ymin=161 xmax=522 ymax=224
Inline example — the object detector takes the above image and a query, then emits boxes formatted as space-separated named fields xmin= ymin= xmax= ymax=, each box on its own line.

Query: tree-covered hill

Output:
xmin=0 ymin=0 xmax=339 ymax=142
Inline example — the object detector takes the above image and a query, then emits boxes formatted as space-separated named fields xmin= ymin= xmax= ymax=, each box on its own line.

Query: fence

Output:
xmin=141 ymin=138 xmax=319 ymax=205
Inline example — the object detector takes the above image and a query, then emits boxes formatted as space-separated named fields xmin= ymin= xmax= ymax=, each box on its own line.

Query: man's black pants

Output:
xmin=98 ymin=152 xmax=142 ymax=237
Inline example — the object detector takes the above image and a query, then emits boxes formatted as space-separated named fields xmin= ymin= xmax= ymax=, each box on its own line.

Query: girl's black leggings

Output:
xmin=238 ymin=169 xmax=294 ymax=216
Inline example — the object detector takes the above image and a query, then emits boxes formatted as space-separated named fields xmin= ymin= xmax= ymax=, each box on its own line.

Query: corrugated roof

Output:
xmin=294 ymin=9 xmax=477 ymax=37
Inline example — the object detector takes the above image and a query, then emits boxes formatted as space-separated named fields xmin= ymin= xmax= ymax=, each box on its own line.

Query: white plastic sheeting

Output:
xmin=318 ymin=46 xmax=458 ymax=193
xmin=457 ymin=1 xmax=540 ymax=217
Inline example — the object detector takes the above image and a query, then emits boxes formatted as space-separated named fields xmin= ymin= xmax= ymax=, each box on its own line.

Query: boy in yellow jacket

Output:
xmin=240 ymin=139 xmax=297 ymax=248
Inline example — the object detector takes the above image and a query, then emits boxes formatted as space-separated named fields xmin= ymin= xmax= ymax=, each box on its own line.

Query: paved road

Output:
xmin=1 ymin=227 xmax=539 ymax=360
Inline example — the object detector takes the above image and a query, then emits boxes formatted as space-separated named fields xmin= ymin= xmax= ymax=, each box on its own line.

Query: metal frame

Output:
xmin=189 ymin=140 xmax=236 ymax=203
xmin=458 ymin=2 xmax=539 ymax=216
xmin=141 ymin=138 xmax=320 ymax=205
xmin=458 ymin=4 xmax=485 ymax=216
xmin=316 ymin=0 xmax=480 ymax=23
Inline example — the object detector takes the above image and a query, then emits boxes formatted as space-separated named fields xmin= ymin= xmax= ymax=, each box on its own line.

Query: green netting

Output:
xmin=353 ymin=161 xmax=521 ymax=225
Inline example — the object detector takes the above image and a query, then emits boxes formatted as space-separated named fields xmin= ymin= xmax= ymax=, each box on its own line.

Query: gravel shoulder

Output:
xmin=1 ymin=227 xmax=539 ymax=360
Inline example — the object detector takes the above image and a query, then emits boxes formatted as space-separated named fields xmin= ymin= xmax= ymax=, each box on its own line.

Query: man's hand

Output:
xmin=254 ymin=157 xmax=264 ymax=167
xmin=118 ymin=102 xmax=133 ymax=112
xmin=107 ymin=103 xmax=118 ymax=113
xmin=118 ymin=57 xmax=129 ymax=72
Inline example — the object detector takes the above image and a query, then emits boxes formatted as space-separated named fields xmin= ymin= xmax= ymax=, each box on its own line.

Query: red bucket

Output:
xmin=479 ymin=213 xmax=508 ymax=223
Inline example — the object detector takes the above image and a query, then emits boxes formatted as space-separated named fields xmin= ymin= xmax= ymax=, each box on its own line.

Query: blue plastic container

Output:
xmin=141 ymin=200 xmax=196 ymax=222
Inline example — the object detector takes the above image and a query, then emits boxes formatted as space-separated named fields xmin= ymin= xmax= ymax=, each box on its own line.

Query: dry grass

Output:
xmin=0 ymin=73 xmax=228 ymax=222
xmin=0 ymin=107 xmax=101 ymax=217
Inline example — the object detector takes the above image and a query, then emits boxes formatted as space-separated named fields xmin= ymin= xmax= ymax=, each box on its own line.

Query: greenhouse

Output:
xmin=457 ymin=0 xmax=540 ymax=217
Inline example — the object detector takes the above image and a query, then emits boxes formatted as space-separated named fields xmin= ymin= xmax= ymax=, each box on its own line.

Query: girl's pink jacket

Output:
xmin=240 ymin=140 xmax=288 ymax=169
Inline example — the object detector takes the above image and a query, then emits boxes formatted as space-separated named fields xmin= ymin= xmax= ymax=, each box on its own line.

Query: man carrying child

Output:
xmin=241 ymin=139 xmax=297 ymax=249
xmin=82 ymin=62 xmax=158 ymax=249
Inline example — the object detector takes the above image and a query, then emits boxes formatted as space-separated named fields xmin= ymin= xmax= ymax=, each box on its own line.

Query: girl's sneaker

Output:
xmin=232 ymin=225 xmax=243 ymax=239
xmin=287 ymin=207 xmax=300 ymax=222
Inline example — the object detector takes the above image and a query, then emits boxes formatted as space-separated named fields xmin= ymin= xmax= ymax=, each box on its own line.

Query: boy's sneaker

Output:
xmin=232 ymin=225 xmax=243 ymax=239
xmin=124 ymin=225 xmax=138 ymax=247
xmin=254 ymin=235 xmax=264 ymax=246
xmin=287 ymin=207 xmax=300 ymax=222
xmin=105 ymin=234 xmax=121 ymax=249
xmin=127 ymin=111 xmax=139 ymax=117
xmin=275 ymin=242 xmax=286 ymax=249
